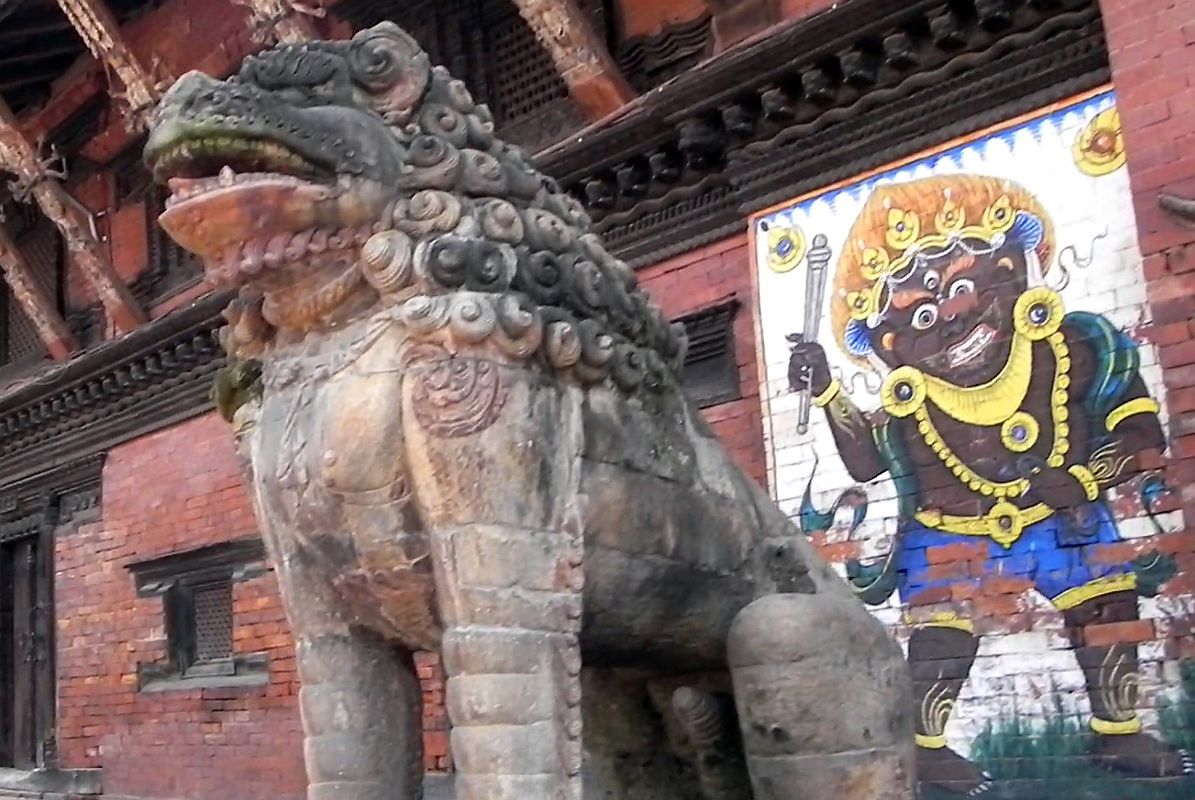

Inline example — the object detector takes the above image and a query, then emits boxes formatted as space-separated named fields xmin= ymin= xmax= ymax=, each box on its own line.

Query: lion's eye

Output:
xmin=923 ymin=270 xmax=941 ymax=292
xmin=948 ymin=278 xmax=975 ymax=298
xmin=912 ymin=303 xmax=939 ymax=330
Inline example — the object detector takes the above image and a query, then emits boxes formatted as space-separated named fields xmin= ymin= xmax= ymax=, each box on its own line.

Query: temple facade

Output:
xmin=0 ymin=0 xmax=1192 ymax=798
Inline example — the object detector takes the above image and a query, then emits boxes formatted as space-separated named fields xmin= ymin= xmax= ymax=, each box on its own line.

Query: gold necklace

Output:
xmin=915 ymin=331 xmax=1070 ymax=498
xmin=922 ymin=332 xmax=1033 ymax=426
xmin=880 ymin=288 xmax=1072 ymax=498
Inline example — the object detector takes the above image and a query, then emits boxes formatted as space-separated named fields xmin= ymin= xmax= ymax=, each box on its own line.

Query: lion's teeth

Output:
xmin=219 ymin=165 xmax=235 ymax=187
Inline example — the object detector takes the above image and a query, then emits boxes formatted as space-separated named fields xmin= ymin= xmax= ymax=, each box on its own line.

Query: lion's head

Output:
xmin=146 ymin=23 xmax=685 ymax=394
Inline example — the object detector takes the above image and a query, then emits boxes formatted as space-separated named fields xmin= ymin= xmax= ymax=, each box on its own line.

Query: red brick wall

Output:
xmin=638 ymin=232 xmax=767 ymax=487
xmin=55 ymin=414 xmax=306 ymax=799
xmin=53 ymin=412 xmax=454 ymax=795
xmin=1105 ymin=0 xmax=1195 ymax=552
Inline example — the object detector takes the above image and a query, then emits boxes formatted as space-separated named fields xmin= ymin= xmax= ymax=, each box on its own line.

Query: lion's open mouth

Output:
xmin=148 ymin=134 xmax=337 ymax=206
xmin=146 ymin=129 xmax=393 ymax=275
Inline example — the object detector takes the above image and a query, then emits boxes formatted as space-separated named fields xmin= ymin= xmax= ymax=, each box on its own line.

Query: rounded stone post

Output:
xmin=728 ymin=593 xmax=916 ymax=800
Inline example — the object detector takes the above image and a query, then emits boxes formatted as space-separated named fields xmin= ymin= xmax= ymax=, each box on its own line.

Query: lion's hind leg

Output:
xmin=728 ymin=593 xmax=916 ymax=800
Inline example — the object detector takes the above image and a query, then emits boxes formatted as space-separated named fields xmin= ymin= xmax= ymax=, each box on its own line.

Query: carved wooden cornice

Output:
xmin=537 ymin=0 xmax=1109 ymax=267
xmin=0 ymin=292 xmax=229 ymax=488
xmin=0 ymin=453 xmax=104 ymax=535
xmin=0 ymin=97 xmax=146 ymax=332
xmin=54 ymin=0 xmax=162 ymax=131
xmin=0 ymin=225 xmax=77 ymax=360
xmin=510 ymin=0 xmax=634 ymax=120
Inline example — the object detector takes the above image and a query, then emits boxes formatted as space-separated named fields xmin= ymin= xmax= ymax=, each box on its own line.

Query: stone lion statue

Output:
xmin=146 ymin=23 xmax=913 ymax=800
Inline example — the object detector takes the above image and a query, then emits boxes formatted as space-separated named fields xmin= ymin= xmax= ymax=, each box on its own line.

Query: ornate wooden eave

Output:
xmin=536 ymin=0 xmax=1109 ymax=267
xmin=510 ymin=0 xmax=634 ymax=120
xmin=54 ymin=0 xmax=162 ymax=130
xmin=0 ymin=291 xmax=228 ymax=489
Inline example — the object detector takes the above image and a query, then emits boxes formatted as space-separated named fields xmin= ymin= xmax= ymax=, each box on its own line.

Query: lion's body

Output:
xmin=150 ymin=22 xmax=915 ymax=800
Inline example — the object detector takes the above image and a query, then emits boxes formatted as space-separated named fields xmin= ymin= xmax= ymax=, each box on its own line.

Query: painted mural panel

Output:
xmin=752 ymin=89 xmax=1195 ymax=798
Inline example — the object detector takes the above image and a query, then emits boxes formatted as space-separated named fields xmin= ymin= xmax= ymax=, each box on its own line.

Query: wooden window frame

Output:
xmin=128 ymin=538 xmax=270 ymax=691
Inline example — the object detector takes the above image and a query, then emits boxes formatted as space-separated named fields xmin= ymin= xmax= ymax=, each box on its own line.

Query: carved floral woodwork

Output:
xmin=0 ymin=225 xmax=76 ymax=360
xmin=0 ymin=98 xmax=145 ymax=333
xmin=510 ymin=0 xmax=633 ymax=119
xmin=54 ymin=0 xmax=161 ymax=131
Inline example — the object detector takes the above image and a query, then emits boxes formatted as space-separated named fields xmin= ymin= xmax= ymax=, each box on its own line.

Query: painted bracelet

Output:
xmin=812 ymin=379 xmax=842 ymax=407
xmin=1067 ymin=464 xmax=1101 ymax=502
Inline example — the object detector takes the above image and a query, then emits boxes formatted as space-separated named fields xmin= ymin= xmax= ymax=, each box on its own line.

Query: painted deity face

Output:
xmin=868 ymin=237 xmax=1029 ymax=385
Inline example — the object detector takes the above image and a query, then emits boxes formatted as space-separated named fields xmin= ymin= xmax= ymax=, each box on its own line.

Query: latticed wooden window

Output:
xmin=166 ymin=578 xmax=236 ymax=677
xmin=486 ymin=10 xmax=570 ymax=123
xmin=334 ymin=0 xmax=599 ymax=151
xmin=0 ymin=204 xmax=62 ymax=369
xmin=192 ymin=581 xmax=235 ymax=663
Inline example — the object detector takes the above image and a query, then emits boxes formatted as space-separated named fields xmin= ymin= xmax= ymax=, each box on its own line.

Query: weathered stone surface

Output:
xmin=147 ymin=22 xmax=914 ymax=800
xmin=729 ymin=594 xmax=916 ymax=797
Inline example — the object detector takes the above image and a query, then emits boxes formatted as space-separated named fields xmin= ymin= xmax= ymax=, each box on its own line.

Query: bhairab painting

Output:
xmin=752 ymin=89 xmax=1195 ymax=797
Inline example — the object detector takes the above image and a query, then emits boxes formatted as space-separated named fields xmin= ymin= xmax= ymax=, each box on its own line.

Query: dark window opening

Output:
xmin=678 ymin=298 xmax=741 ymax=408
xmin=129 ymin=538 xmax=269 ymax=691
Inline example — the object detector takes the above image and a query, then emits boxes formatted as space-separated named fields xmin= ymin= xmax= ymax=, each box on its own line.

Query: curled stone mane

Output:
xmin=226 ymin=24 xmax=688 ymax=394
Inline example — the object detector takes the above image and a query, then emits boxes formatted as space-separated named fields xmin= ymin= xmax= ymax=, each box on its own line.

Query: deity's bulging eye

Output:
xmin=948 ymin=278 xmax=974 ymax=298
xmin=911 ymin=303 xmax=938 ymax=330
xmin=923 ymin=270 xmax=941 ymax=292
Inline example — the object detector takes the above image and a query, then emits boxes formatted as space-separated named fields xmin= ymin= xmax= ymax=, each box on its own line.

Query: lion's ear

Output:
xmin=348 ymin=23 xmax=431 ymax=125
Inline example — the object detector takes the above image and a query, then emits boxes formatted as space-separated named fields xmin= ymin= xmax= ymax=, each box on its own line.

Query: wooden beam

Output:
xmin=54 ymin=0 xmax=162 ymax=131
xmin=510 ymin=0 xmax=634 ymax=120
xmin=0 ymin=226 xmax=77 ymax=361
xmin=0 ymin=98 xmax=144 ymax=333
xmin=235 ymin=0 xmax=324 ymax=44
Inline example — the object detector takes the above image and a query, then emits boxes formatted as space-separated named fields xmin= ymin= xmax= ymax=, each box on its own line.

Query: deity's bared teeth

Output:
xmin=219 ymin=165 xmax=236 ymax=187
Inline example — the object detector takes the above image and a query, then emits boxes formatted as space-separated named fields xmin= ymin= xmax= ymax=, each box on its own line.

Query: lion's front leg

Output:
xmin=270 ymin=549 xmax=426 ymax=800
xmin=402 ymin=354 xmax=587 ymax=800
xmin=435 ymin=527 xmax=584 ymax=799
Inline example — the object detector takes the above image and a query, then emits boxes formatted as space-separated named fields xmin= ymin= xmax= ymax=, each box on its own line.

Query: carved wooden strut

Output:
xmin=0 ymin=98 xmax=144 ymax=333
xmin=55 ymin=0 xmax=162 ymax=130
